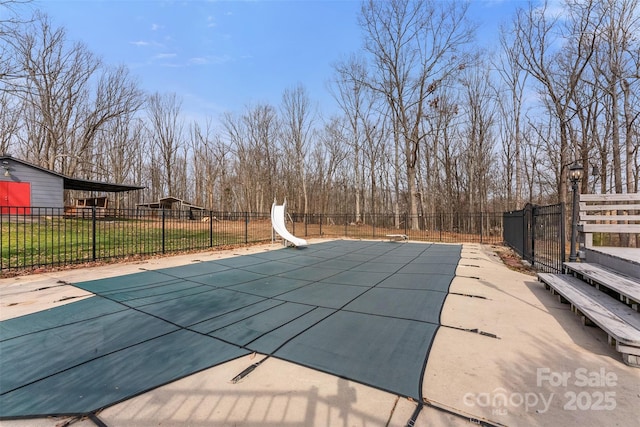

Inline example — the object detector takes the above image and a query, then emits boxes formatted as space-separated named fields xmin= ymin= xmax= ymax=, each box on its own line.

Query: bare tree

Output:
xmin=11 ymin=12 xmax=99 ymax=172
xmin=513 ymin=0 xmax=600 ymax=204
xmin=423 ymin=87 xmax=460 ymax=213
xmin=188 ymin=118 xmax=216 ymax=208
xmin=244 ymin=103 xmax=281 ymax=211
xmin=356 ymin=112 xmax=387 ymax=218
xmin=331 ymin=54 xmax=367 ymax=220
xmin=459 ymin=64 xmax=496 ymax=215
xmin=280 ymin=84 xmax=315 ymax=214
xmin=93 ymin=114 xmax=145 ymax=208
xmin=0 ymin=88 xmax=20 ymax=153
xmin=521 ymin=122 xmax=550 ymax=203
xmin=72 ymin=64 xmax=144 ymax=176
xmin=221 ymin=103 xmax=281 ymax=212
xmin=359 ymin=0 xmax=474 ymax=229
xmin=209 ymin=135 xmax=232 ymax=211
xmin=316 ymin=115 xmax=349 ymax=214
xmin=172 ymin=145 xmax=189 ymax=201
xmin=146 ymin=92 xmax=183 ymax=196
xmin=495 ymin=23 xmax=529 ymax=209
xmin=221 ymin=110 xmax=252 ymax=211
xmin=570 ymin=60 xmax=602 ymax=194
xmin=0 ymin=0 xmax=33 ymax=89
xmin=594 ymin=0 xmax=640 ymax=194
xmin=8 ymin=12 xmax=143 ymax=182
xmin=188 ymin=118 xmax=231 ymax=210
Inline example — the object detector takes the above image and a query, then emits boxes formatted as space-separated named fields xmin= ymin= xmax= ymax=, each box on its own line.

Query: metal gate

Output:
xmin=503 ymin=203 xmax=566 ymax=273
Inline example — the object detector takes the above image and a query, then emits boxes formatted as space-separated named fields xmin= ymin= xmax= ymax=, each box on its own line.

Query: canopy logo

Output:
xmin=463 ymin=367 xmax=618 ymax=416
xmin=463 ymin=388 xmax=553 ymax=416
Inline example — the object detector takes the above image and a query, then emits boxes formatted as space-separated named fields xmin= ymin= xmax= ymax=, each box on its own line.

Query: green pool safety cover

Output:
xmin=0 ymin=240 xmax=461 ymax=419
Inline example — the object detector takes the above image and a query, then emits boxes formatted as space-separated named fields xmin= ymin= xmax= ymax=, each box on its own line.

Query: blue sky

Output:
xmin=35 ymin=0 xmax=528 ymax=122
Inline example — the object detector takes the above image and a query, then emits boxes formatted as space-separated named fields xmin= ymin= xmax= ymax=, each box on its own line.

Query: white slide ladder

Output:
xmin=271 ymin=200 xmax=307 ymax=247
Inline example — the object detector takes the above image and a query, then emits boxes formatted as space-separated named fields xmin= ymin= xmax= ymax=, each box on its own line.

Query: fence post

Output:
xmin=560 ymin=203 xmax=567 ymax=270
xmin=162 ymin=209 xmax=166 ymax=254
xmin=245 ymin=212 xmax=249 ymax=244
xmin=531 ymin=206 xmax=537 ymax=268
xmin=404 ymin=213 xmax=408 ymax=236
xmin=92 ymin=206 xmax=97 ymax=261
xmin=372 ymin=213 xmax=376 ymax=238
xmin=319 ymin=214 xmax=323 ymax=236
xmin=522 ymin=205 xmax=529 ymax=263
xmin=209 ymin=210 xmax=213 ymax=247
xmin=480 ymin=212 xmax=483 ymax=244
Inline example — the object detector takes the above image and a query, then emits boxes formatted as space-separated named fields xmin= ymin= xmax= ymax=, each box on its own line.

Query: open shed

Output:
xmin=0 ymin=155 xmax=144 ymax=214
xmin=136 ymin=197 xmax=206 ymax=219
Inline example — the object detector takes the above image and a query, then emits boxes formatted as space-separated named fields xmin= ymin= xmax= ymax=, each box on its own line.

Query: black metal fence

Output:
xmin=503 ymin=203 xmax=566 ymax=273
xmin=0 ymin=207 xmax=503 ymax=273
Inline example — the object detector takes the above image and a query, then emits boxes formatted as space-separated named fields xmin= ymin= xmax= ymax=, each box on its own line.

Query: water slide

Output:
xmin=271 ymin=200 xmax=307 ymax=247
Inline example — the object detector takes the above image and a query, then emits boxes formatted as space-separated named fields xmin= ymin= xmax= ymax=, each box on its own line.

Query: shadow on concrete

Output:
xmin=97 ymin=377 xmax=393 ymax=427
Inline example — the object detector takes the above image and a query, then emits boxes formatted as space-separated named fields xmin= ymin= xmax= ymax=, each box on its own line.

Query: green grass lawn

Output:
xmin=1 ymin=217 xmax=262 ymax=271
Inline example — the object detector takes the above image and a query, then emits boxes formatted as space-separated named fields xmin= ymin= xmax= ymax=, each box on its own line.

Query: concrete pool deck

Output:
xmin=1 ymin=239 xmax=639 ymax=427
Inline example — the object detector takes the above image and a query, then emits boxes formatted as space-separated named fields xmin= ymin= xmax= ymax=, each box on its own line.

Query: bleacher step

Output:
xmin=583 ymin=248 xmax=640 ymax=280
xmin=564 ymin=262 xmax=640 ymax=311
xmin=538 ymin=272 xmax=640 ymax=367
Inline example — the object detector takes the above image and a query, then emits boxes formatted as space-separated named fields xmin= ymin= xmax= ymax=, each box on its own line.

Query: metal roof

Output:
xmin=63 ymin=176 xmax=144 ymax=193
xmin=136 ymin=196 xmax=205 ymax=210
xmin=1 ymin=156 xmax=145 ymax=193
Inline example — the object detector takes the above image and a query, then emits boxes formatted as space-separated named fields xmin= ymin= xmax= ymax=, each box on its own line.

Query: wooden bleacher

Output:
xmin=578 ymin=193 xmax=640 ymax=249
xmin=538 ymin=192 xmax=640 ymax=367
xmin=563 ymin=262 xmax=640 ymax=311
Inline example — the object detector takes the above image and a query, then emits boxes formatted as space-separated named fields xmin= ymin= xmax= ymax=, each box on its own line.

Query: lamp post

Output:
xmin=569 ymin=162 xmax=584 ymax=262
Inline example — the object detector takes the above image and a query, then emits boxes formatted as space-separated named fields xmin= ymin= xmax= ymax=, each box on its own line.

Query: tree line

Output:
xmin=1 ymin=0 xmax=638 ymax=229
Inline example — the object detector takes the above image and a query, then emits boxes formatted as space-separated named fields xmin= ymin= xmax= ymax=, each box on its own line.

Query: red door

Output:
xmin=0 ymin=182 xmax=31 ymax=214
